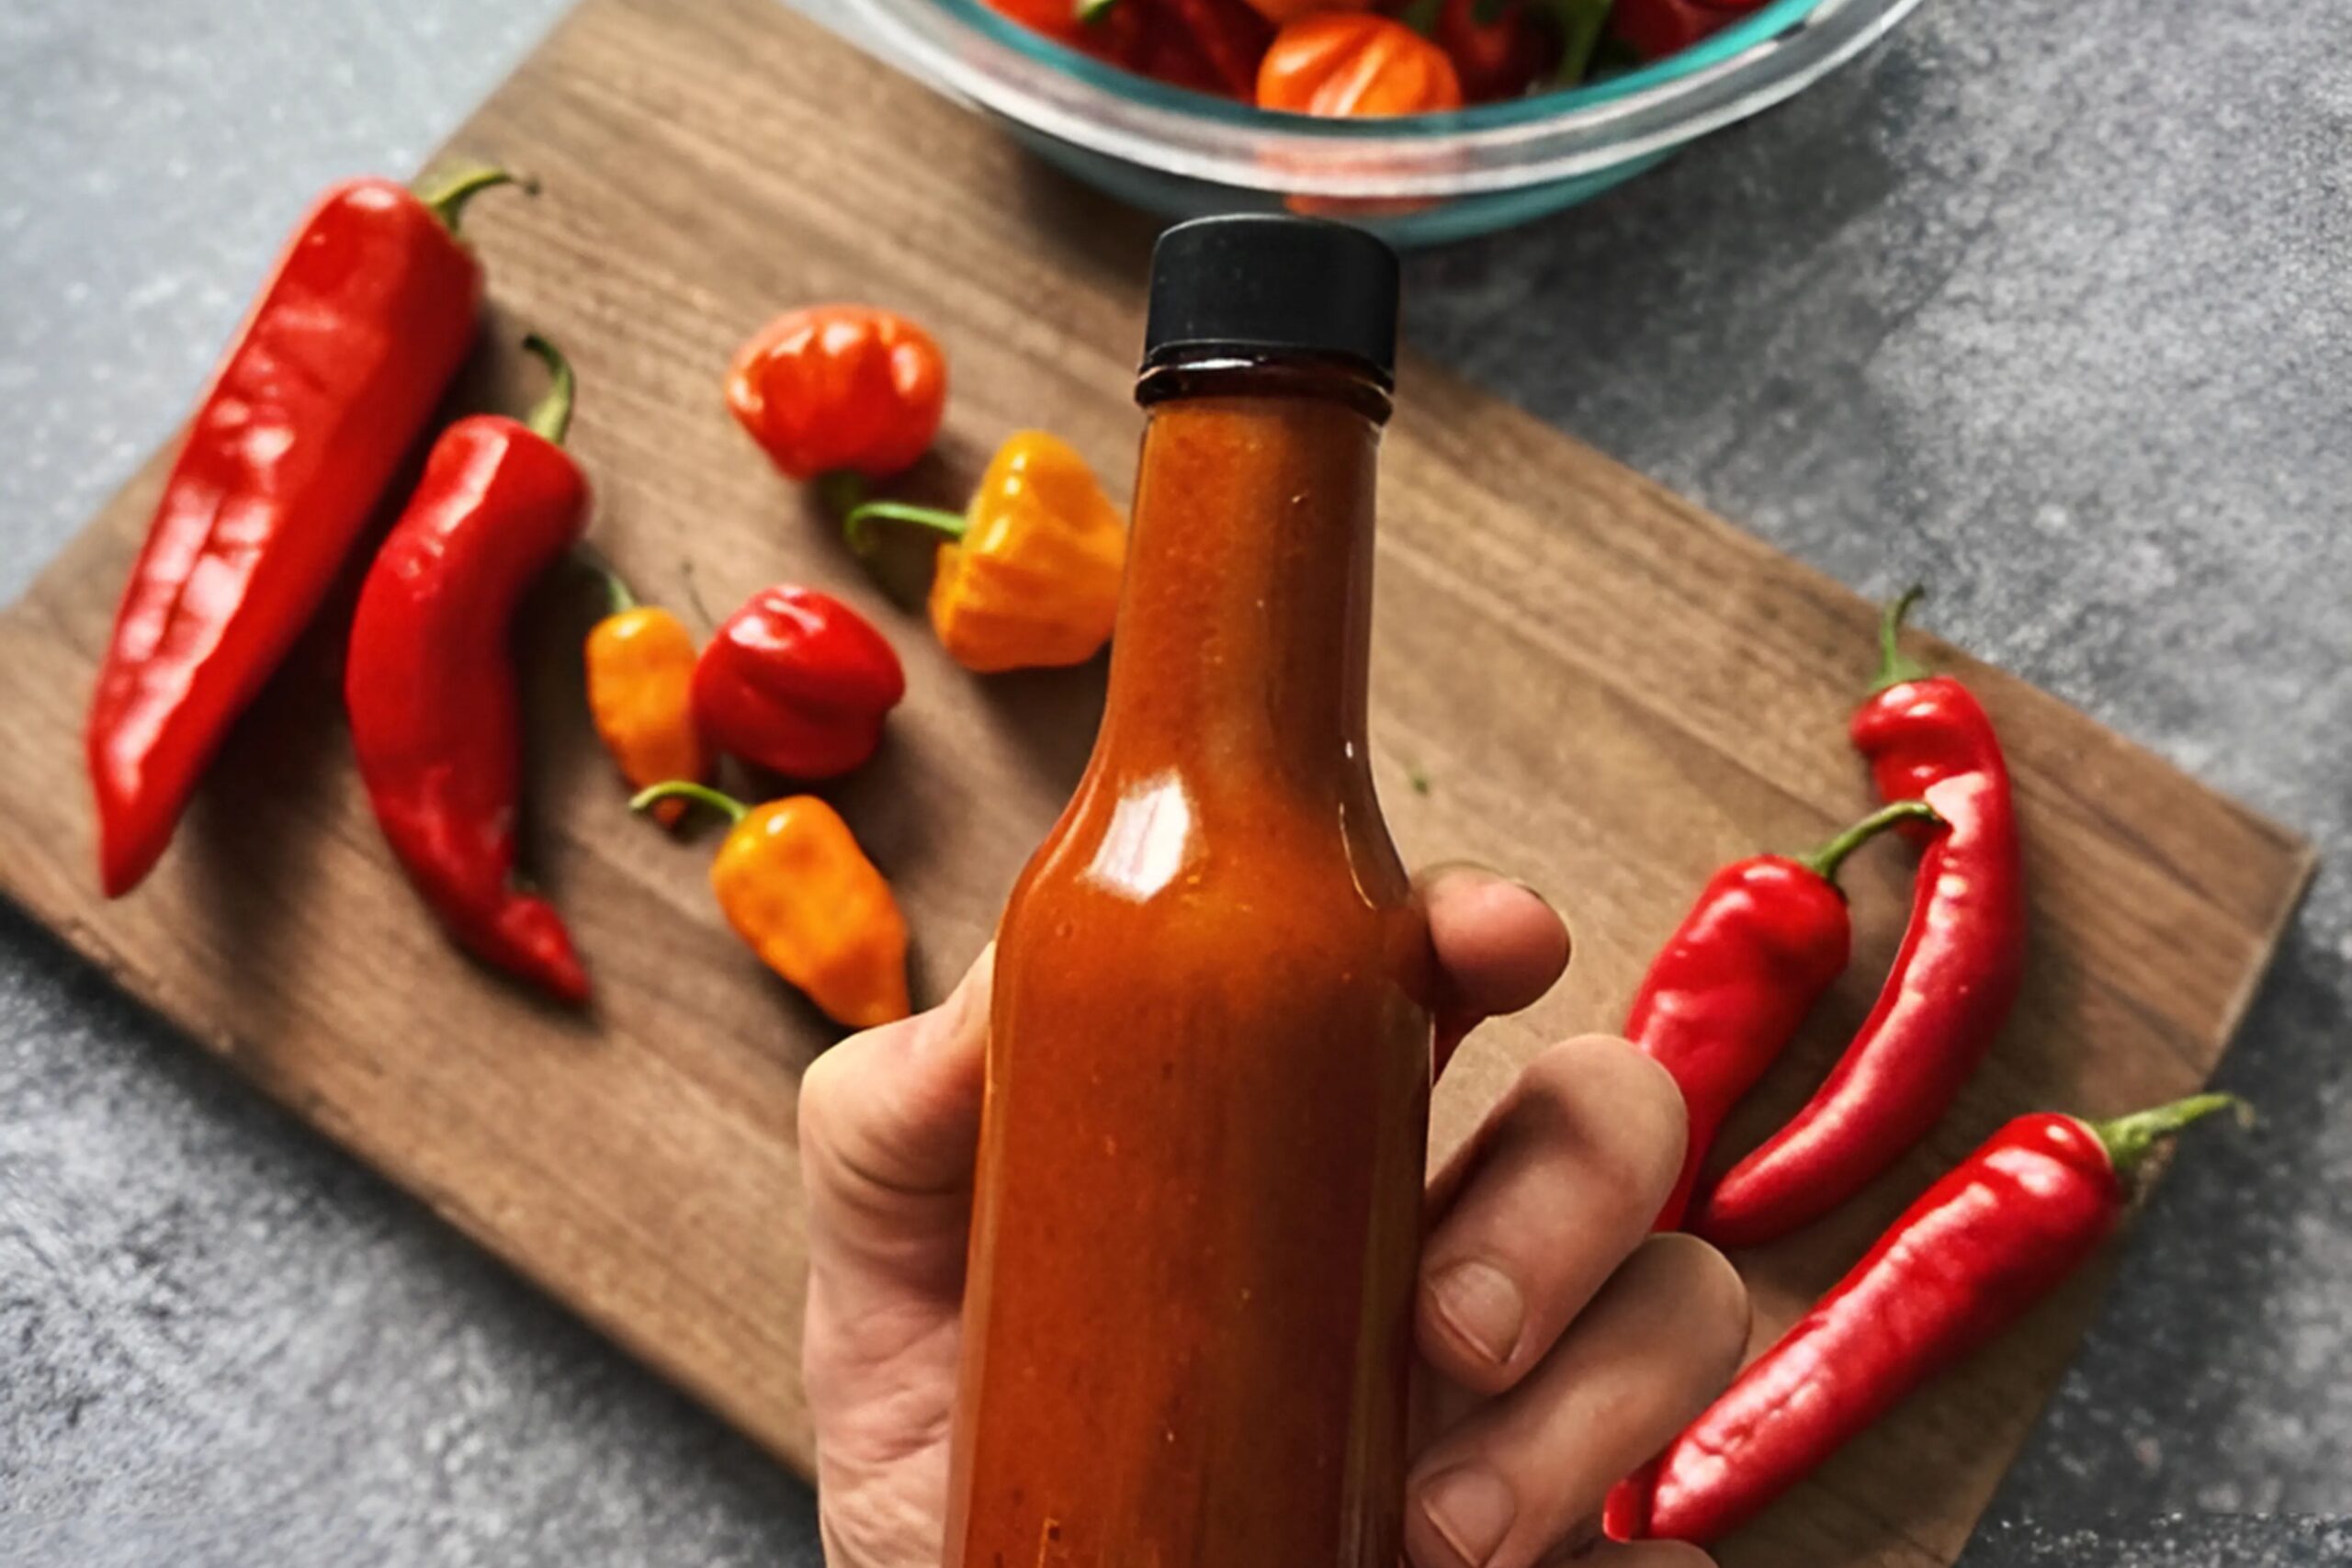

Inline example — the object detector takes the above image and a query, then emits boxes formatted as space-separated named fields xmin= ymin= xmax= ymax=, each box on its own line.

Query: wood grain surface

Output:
xmin=0 ymin=1 xmax=2312 ymax=1562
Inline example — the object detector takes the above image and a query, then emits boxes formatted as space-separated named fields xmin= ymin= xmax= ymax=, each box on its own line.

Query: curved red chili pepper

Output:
xmin=1693 ymin=591 xmax=2027 ymax=1247
xmin=1610 ymin=1093 xmax=2241 ymax=1546
xmin=345 ymin=337 xmax=591 ymax=1004
xmin=87 ymin=168 xmax=521 ymax=897
xmin=690 ymin=585 xmax=906 ymax=780
xmin=1630 ymin=800 xmax=1938 ymax=1232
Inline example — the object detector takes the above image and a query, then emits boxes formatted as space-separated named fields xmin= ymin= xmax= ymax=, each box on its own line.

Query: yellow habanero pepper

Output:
xmin=584 ymin=572 xmax=711 ymax=827
xmin=842 ymin=430 xmax=1125 ymax=673
xmin=630 ymin=782 xmax=910 ymax=1029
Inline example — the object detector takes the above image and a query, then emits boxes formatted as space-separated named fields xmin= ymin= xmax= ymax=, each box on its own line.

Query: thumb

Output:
xmin=799 ymin=944 xmax=993 ymax=1302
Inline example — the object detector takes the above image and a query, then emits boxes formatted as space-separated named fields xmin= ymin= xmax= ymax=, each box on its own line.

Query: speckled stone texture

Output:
xmin=1 ymin=1 xmax=2345 ymax=1564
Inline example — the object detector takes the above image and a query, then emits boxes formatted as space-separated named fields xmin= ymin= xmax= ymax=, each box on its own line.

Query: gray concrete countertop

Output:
xmin=2 ymin=1 xmax=2345 ymax=1563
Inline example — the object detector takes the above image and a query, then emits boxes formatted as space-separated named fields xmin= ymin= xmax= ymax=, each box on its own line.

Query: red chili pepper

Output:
xmin=1606 ymin=0 xmax=1730 ymax=60
xmin=691 ymin=585 xmax=906 ymax=780
xmin=345 ymin=337 xmax=591 ymax=1004
xmin=1630 ymin=800 xmax=1938 ymax=1232
xmin=1430 ymin=0 xmax=1556 ymax=100
xmin=1610 ymin=1093 xmax=2242 ymax=1546
xmin=1692 ymin=590 xmax=2027 ymax=1247
xmin=1159 ymin=0 xmax=1277 ymax=95
xmin=86 ymin=166 xmax=523 ymax=897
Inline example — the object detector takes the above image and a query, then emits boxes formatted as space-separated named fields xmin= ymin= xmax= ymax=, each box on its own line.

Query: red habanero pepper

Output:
xmin=345 ymin=337 xmax=591 ymax=1004
xmin=726 ymin=306 xmax=947 ymax=504
xmin=1611 ymin=1094 xmax=2243 ymax=1546
xmin=691 ymin=586 xmax=906 ymax=780
xmin=87 ymin=165 xmax=524 ymax=897
xmin=1693 ymin=590 xmax=2027 ymax=1247
xmin=1630 ymin=800 xmax=1937 ymax=1233
xmin=1430 ymin=0 xmax=1556 ymax=101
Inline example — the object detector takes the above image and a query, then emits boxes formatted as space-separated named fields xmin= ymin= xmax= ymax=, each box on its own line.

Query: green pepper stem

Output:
xmin=1073 ymin=0 xmax=1118 ymax=22
xmin=581 ymin=553 xmax=635 ymax=616
xmin=1396 ymin=0 xmax=1442 ymax=33
xmin=816 ymin=470 xmax=869 ymax=520
xmin=843 ymin=500 xmax=971 ymax=557
xmin=1871 ymin=583 xmax=1933 ymax=693
xmin=416 ymin=164 xmax=532 ymax=234
xmin=521 ymin=334 xmax=575 ymax=446
xmin=631 ymin=781 xmax=747 ymax=825
xmin=1796 ymin=798 xmax=1942 ymax=885
xmin=1550 ymin=0 xmax=1614 ymax=84
xmin=2090 ymin=1092 xmax=2247 ymax=1183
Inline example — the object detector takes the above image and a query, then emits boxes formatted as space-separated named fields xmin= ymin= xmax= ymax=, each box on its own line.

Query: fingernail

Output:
xmin=1419 ymin=1464 xmax=1517 ymax=1568
xmin=1428 ymin=1258 xmax=1525 ymax=1368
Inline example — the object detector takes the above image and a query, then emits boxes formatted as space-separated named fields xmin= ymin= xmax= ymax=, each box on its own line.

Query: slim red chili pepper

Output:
xmin=87 ymin=166 xmax=523 ymax=897
xmin=1610 ymin=1093 xmax=2242 ymax=1546
xmin=1631 ymin=799 xmax=1939 ymax=1232
xmin=1693 ymin=590 xmax=2027 ymax=1247
xmin=690 ymin=585 xmax=906 ymax=780
xmin=345 ymin=337 xmax=591 ymax=1004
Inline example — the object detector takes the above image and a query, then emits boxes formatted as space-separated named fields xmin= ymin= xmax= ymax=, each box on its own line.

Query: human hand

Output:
xmin=798 ymin=866 xmax=1748 ymax=1568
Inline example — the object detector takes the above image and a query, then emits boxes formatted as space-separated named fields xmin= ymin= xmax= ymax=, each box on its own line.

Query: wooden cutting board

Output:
xmin=0 ymin=0 xmax=2312 ymax=1561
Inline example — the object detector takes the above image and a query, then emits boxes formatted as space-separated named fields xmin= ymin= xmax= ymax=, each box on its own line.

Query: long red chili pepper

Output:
xmin=345 ymin=337 xmax=591 ymax=1004
xmin=1610 ymin=1093 xmax=2242 ymax=1546
xmin=87 ymin=166 xmax=522 ymax=897
xmin=1693 ymin=590 xmax=2027 ymax=1247
xmin=1631 ymin=800 xmax=1939 ymax=1231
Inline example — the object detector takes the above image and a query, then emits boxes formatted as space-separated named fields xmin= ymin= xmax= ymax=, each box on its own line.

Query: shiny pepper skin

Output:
xmin=1257 ymin=14 xmax=1464 ymax=116
xmin=845 ymin=431 xmax=1127 ymax=673
xmin=1611 ymin=1095 xmax=2240 ymax=1546
xmin=637 ymin=784 xmax=910 ymax=1029
xmin=1627 ymin=801 xmax=1932 ymax=1232
xmin=1693 ymin=592 xmax=2027 ymax=1247
xmin=692 ymin=585 xmax=907 ymax=779
xmin=726 ymin=305 xmax=947 ymax=483
xmin=584 ymin=600 xmax=710 ymax=826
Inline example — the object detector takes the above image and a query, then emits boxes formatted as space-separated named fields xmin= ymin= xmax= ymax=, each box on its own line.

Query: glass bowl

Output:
xmin=845 ymin=0 xmax=1926 ymax=244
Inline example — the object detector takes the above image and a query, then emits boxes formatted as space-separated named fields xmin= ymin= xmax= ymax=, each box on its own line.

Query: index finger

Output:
xmin=1419 ymin=863 xmax=1571 ymax=1073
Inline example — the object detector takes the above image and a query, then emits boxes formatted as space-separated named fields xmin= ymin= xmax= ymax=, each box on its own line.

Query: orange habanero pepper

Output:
xmin=1257 ymin=14 xmax=1464 ymax=117
xmin=843 ymin=431 xmax=1126 ymax=674
xmin=583 ymin=571 xmax=711 ymax=826
xmin=632 ymin=782 xmax=910 ymax=1029
xmin=726 ymin=305 xmax=948 ymax=505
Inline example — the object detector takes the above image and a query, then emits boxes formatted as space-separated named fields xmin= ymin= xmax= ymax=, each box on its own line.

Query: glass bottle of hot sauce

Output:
xmin=944 ymin=216 xmax=1431 ymax=1568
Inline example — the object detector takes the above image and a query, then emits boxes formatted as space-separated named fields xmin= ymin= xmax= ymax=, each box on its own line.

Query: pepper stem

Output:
xmin=631 ymin=781 xmax=747 ymax=826
xmin=843 ymin=500 xmax=971 ymax=557
xmin=2090 ymin=1092 xmax=2247 ymax=1183
xmin=585 ymin=558 xmax=636 ymax=616
xmin=816 ymin=471 xmax=868 ymax=520
xmin=1871 ymin=583 xmax=1933 ymax=693
xmin=520 ymin=334 xmax=575 ymax=446
xmin=1796 ymin=798 xmax=1942 ymax=885
xmin=1396 ymin=0 xmax=1442 ymax=33
xmin=416 ymin=164 xmax=532 ymax=234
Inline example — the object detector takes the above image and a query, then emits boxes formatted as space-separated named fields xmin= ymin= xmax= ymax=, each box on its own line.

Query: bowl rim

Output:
xmin=847 ymin=0 xmax=1927 ymax=196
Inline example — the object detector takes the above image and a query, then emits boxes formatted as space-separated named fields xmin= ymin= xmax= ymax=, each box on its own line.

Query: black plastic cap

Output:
xmin=1142 ymin=214 xmax=1400 ymax=385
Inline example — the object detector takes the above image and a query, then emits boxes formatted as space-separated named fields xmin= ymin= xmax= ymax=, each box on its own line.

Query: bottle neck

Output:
xmin=1098 ymin=360 xmax=1387 ymax=790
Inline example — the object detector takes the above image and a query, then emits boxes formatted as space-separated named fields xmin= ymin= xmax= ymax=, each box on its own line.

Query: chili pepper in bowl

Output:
xmin=726 ymin=306 xmax=947 ymax=511
xmin=345 ymin=335 xmax=592 ymax=1004
xmin=1430 ymin=0 xmax=1555 ymax=99
xmin=584 ymin=571 xmax=711 ymax=826
xmin=1693 ymin=590 xmax=2027 ymax=1247
xmin=1611 ymin=1093 xmax=2245 ymax=1546
xmin=1629 ymin=799 xmax=1939 ymax=1232
xmin=1607 ymin=0 xmax=1733 ymax=62
xmin=844 ymin=430 xmax=1126 ymax=673
xmin=1257 ymin=13 xmax=1464 ymax=115
xmin=632 ymin=783 xmax=910 ymax=1029
xmin=692 ymin=585 xmax=906 ymax=779
xmin=88 ymin=164 xmax=526 ymax=897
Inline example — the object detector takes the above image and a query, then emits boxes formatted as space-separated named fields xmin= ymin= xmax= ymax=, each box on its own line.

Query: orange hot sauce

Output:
xmin=945 ymin=218 xmax=1431 ymax=1568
